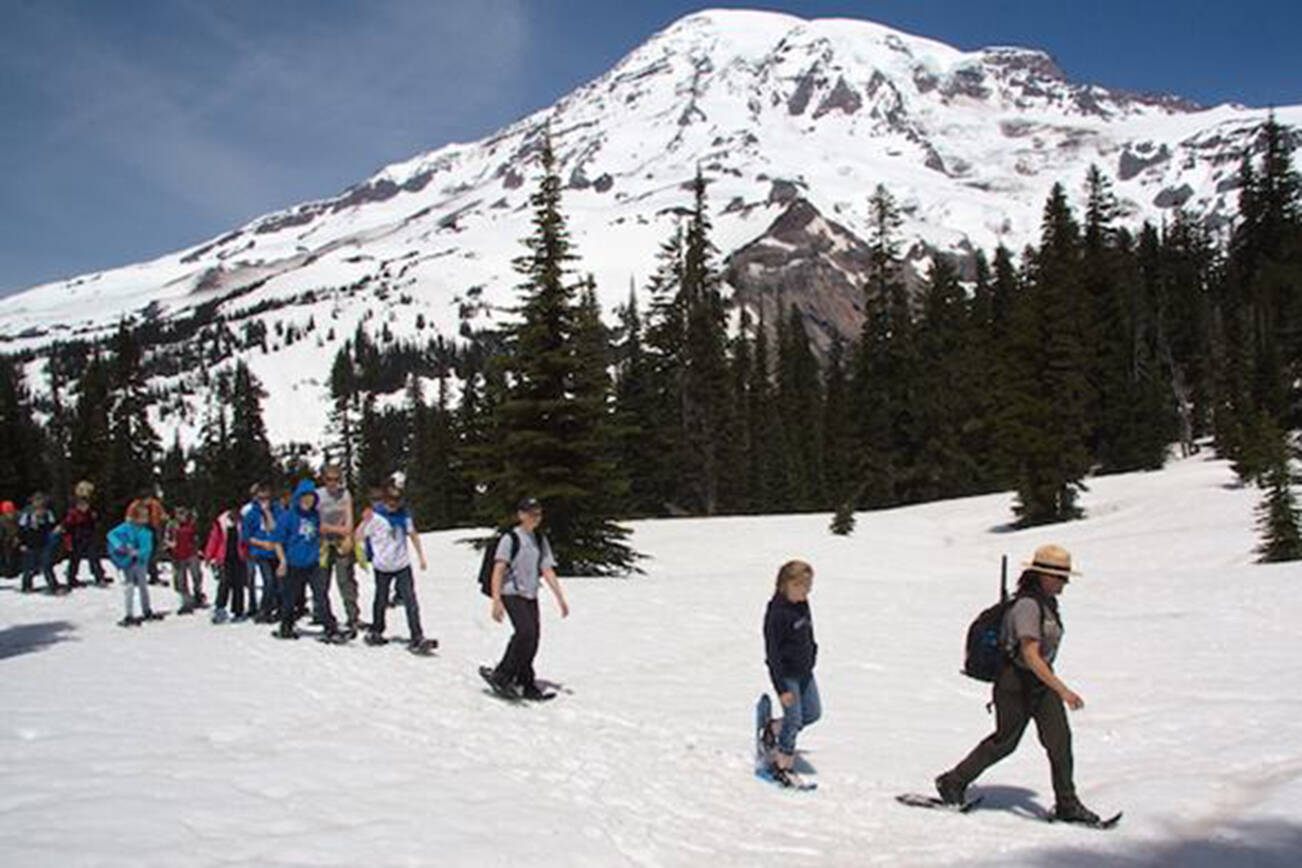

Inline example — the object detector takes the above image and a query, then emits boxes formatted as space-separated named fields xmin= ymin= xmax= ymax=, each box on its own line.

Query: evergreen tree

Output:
xmin=1006 ymin=185 xmax=1092 ymax=526
xmin=491 ymin=131 xmax=638 ymax=574
xmin=679 ymin=168 xmax=733 ymax=515
xmin=1255 ymin=430 xmax=1302 ymax=562
xmin=104 ymin=324 xmax=160 ymax=512
xmin=159 ymin=431 xmax=193 ymax=509
xmin=0 ymin=355 xmax=48 ymax=502
xmin=914 ymin=255 xmax=977 ymax=500
xmin=776 ymin=303 xmax=825 ymax=509
xmin=328 ymin=342 xmax=360 ymax=488
xmin=228 ymin=360 xmax=275 ymax=493
xmin=822 ymin=336 xmax=856 ymax=529
xmin=613 ymin=289 xmax=669 ymax=515
xmin=68 ymin=351 xmax=112 ymax=513
xmin=747 ymin=310 xmax=787 ymax=510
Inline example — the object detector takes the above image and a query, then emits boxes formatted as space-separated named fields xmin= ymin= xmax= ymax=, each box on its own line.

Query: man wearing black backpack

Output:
xmin=934 ymin=544 xmax=1102 ymax=825
xmin=479 ymin=497 xmax=569 ymax=701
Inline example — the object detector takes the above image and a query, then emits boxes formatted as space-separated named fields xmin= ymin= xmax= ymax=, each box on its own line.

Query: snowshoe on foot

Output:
xmin=364 ymin=632 xmax=388 ymax=647
xmin=117 ymin=616 xmax=143 ymax=628
xmin=407 ymin=637 xmax=438 ymax=655
xmin=521 ymin=684 xmax=556 ymax=702
xmin=143 ymin=610 xmax=166 ymax=621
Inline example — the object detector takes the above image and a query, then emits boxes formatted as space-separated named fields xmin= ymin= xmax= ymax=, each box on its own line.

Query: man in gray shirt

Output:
xmin=480 ymin=497 xmax=569 ymax=701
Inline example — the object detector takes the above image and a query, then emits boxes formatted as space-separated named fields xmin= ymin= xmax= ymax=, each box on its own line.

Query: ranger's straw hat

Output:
xmin=1022 ymin=544 xmax=1081 ymax=579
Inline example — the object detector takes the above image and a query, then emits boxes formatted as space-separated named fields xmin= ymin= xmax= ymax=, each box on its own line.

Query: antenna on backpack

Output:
xmin=1000 ymin=555 xmax=1008 ymax=603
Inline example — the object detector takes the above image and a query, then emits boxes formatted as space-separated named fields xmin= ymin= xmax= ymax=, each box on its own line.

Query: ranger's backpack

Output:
xmin=963 ymin=556 xmax=1011 ymax=682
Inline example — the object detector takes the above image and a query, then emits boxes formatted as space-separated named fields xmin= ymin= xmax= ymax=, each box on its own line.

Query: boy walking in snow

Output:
xmin=481 ymin=497 xmax=568 ymax=700
xmin=273 ymin=480 xmax=343 ymax=641
xmin=355 ymin=482 xmax=430 ymax=651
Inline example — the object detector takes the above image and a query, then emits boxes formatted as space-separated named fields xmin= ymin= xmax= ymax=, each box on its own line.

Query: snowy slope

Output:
xmin=1 ymin=8 xmax=1300 ymax=448
xmin=3 ymin=453 xmax=1301 ymax=867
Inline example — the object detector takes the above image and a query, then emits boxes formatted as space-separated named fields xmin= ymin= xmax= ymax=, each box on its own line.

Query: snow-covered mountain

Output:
xmin=2 ymin=8 xmax=1299 ymax=444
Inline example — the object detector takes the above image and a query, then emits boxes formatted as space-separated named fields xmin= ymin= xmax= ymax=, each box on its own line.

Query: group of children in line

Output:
xmin=1 ymin=469 xmax=435 ymax=652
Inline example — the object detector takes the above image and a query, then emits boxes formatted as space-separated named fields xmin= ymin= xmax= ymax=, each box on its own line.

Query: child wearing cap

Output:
xmin=480 ymin=497 xmax=569 ymax=700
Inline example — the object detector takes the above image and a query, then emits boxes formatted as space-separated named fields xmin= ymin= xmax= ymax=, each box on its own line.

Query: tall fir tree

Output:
xmin=491 ymin=130 xmax=637 ymax=574
xmin=104 ymin=323 xmax=161 ymax=513
xmin=228 ymin=360 xmax=276 ymax=491
xmin=0 ymin=355 xmax=48 ymax=503
xmin=1006 ymin=184 xmax=1093 ymax=526
xmin=679 ymin=167 xmax=733 ymax=515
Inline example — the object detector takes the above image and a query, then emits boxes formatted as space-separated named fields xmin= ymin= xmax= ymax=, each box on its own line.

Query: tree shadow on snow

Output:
xmin=0 ymin=620 xmax=78 ymax=660
xmin=1018 ymin=819 xmax=1302 ymax=868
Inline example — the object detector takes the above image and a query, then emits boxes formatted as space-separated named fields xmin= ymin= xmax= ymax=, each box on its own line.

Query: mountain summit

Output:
xmin=1 ymin=8 xmax=1296 ymax=440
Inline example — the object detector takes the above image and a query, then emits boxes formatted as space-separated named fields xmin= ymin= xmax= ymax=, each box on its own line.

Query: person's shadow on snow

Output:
xmin=0 ymin=621 xmax=77 ymax=661
xmin=970 ymin=784 xmax=1043 ymax=816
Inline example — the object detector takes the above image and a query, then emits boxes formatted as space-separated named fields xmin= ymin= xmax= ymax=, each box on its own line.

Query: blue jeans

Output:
xmin=777 ymin=675 xmax=821 ymax=756
xmin=252 ymin=558 xmax=280 ymax=618
xmin=122 ymin=564 xmax=151 ymax=618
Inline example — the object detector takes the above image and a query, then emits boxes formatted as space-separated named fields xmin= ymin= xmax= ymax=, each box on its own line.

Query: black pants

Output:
xmin=372 ymin=567 xmax=422 ymax=641
xmin=496 ymin=595 xmax=540 ymax=689
xmin=146 ymin=527 xmax=162 ymax=583
xmin=215 ymin=561 xmax=247 ymax=617
xmin=281 ymin=564 xmax=335 ymax=633
xmin=949 ymin=664 xmax=1076 ymax=801
xmin=67 ymin=543 xmax=106 ymax=584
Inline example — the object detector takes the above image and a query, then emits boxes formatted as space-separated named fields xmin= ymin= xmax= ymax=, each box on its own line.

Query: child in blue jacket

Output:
xmin=273 ymin=480 xmax=342 ymax=641
xmin=108 ymin=503 xmax=158 ymax=626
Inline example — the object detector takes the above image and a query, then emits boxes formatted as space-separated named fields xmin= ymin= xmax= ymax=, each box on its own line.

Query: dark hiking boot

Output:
xmin=274 ymin=624 xmax=299 ymax=640
xmin=117 ymin=616 xmax=143 ymax=627
xmin=178 ymin=604 xmax=195 ymax=615
xmin=478 ymin=665 xmax=520 ymax=699
xmin=1053 ymin=797 xmax=1100 ymax=824
xmin=935 ymin=772 xmax=968 ymax=806
xmin=364 ymin=632 xmax=388 ymax=646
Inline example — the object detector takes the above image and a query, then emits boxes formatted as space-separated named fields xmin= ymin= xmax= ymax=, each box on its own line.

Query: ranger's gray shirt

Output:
xmin=1003 ymin=597 xmax=1063 ymax=668
xmin=494 ymin=527 xmax=556 ymax=599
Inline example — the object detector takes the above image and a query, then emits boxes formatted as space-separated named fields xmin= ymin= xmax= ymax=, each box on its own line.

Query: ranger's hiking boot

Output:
xmin=1053 ymin=796 xmax=1100 ymax=825
xmin=935 ymin=772 xmax=968 ymax=806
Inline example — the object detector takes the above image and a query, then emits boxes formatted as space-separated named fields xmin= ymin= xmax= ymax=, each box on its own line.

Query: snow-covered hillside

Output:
xmin=3 ymin=453 xmax=1300 ymax=867
xmin=2 ymin=8 xmax=1300 ymax=447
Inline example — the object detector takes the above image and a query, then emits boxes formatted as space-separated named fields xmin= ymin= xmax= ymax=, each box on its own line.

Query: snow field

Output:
xmin=2 ymin=452 xmax=1301 ymax=866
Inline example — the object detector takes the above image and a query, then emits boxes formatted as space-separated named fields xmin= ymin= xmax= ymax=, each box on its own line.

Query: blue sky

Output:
xmin=2 ymin=0 xmax=1299 ymax=297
